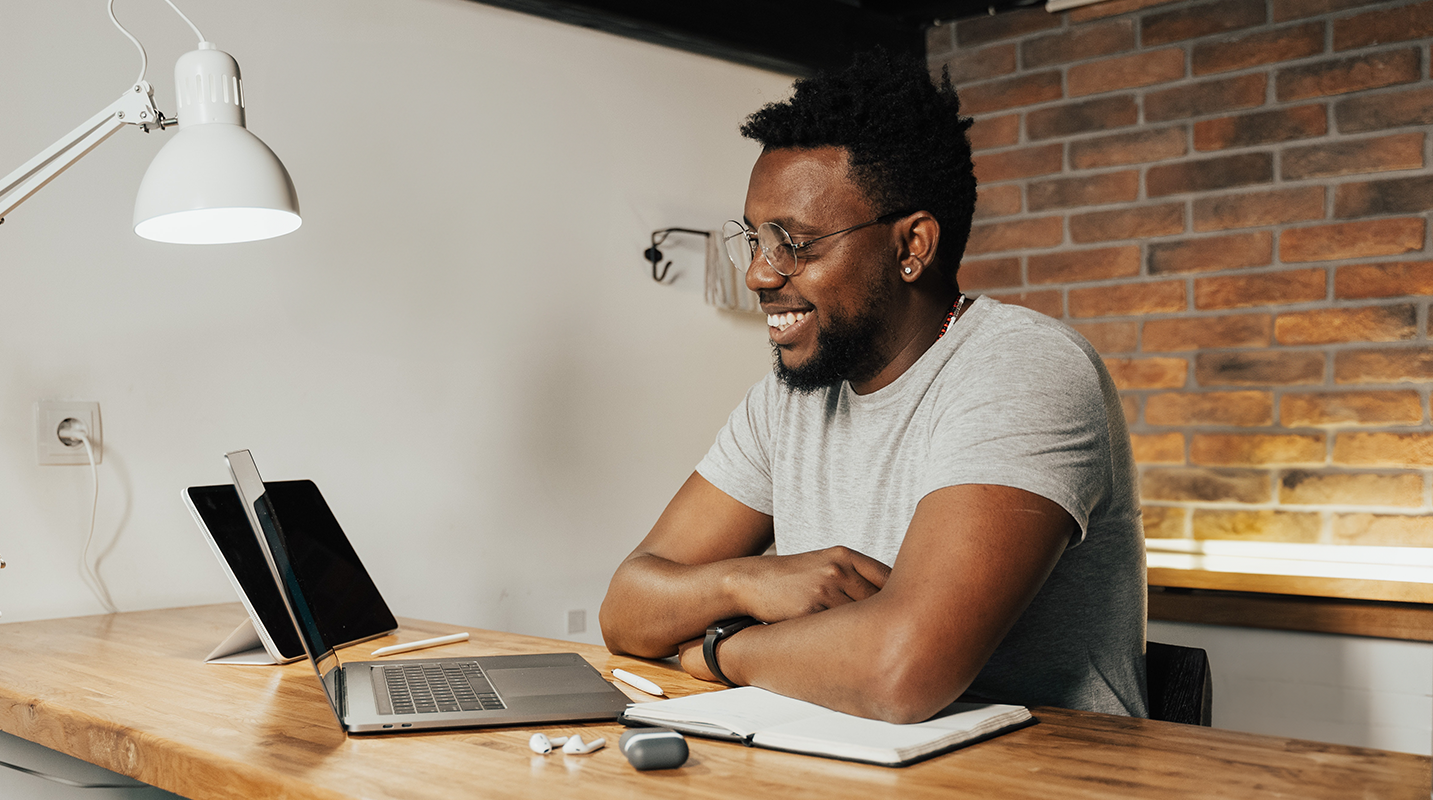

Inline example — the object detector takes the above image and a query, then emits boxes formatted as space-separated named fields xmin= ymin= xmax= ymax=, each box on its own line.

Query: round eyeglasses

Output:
xmin=722 ymin=211 xmax=910 ymax=278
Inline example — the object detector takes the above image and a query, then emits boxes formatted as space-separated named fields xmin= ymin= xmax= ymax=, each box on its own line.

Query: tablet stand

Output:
xmin=205 ymin=616 xmax=290 ymax=665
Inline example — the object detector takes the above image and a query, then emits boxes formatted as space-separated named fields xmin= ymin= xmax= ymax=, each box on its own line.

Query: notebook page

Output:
xmin=623 ymin=687 xmax=828 ymax=737
xmin=753 ymin=703 xmax=1031 ymax=763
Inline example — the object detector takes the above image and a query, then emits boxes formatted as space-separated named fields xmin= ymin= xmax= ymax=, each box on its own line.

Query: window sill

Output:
xmin=1147 ymin=566 xmax=1432 ymax=604
xmin=1146 ymin=538 xmax=1433 ymax=603
xmin=1146 ymin=539 xmax=1433 ymax=641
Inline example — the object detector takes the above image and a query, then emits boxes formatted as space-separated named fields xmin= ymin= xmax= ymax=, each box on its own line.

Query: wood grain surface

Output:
xmin=0 ymin=604 xmax=1427 ymax=799
xmin=1148 ymin=566 xmax=1433 ymax=604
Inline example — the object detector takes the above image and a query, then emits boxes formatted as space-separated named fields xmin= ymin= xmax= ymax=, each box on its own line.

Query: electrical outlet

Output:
xmin=34 ymin=401 xmax=102 ymax=465
xmin=567 ymin=609 xmax=587 ymax=635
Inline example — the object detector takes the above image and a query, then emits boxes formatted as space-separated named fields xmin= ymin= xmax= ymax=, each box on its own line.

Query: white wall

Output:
xmin=1149 ymin=620 xmax=1433 ymax=755
xmin=0 ymin=0 xmax=784 ymax=643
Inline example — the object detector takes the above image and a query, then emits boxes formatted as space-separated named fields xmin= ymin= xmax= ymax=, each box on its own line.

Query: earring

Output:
xmin=903 ymin=267 xmax=912 ymax=275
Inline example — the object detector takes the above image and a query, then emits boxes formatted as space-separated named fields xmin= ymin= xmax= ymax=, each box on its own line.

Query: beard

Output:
xmin=771 ymin=281 xmax=893 ymax=395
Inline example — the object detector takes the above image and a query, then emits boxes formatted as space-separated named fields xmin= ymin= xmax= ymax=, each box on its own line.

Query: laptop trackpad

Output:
xmin=489 ymin=666 xmax=608 ymax=698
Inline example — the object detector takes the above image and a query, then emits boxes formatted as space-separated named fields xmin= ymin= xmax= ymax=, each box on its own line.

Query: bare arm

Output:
xmin=677 ymin=483 xmax=1074 ymax=724
xmin=599 ymin=472 xmax=891 ymax=659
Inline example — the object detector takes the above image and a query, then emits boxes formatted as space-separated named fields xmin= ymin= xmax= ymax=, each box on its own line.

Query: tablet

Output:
xmin=184 ymin=480 xmax=397 ymax=663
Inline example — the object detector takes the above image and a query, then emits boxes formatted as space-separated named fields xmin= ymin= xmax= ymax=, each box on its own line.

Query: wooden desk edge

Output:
xmin=1148 ymin=567 xmax=1433 ymax=604
xmin=1149 ymin=568 xmax=1433 ymax=641
xmin=1 ymin=605 xmax=1429 ymax=800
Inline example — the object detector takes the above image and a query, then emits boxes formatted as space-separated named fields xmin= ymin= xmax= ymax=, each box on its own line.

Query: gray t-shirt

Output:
xmin=696 ymin=296 xmax=1148 ymax=717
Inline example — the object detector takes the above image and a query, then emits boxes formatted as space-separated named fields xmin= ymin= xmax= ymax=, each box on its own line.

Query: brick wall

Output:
xmin=927 ymin=0 xmax=1433 ymax=548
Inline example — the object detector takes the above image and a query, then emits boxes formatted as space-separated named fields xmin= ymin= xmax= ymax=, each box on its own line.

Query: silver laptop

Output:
xmin=225 ymin=449 xmax=632 ymax=734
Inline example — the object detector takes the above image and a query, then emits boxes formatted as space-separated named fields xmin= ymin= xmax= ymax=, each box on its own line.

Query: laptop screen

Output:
xmin=226 ymin=449 xmax=345 ymax=723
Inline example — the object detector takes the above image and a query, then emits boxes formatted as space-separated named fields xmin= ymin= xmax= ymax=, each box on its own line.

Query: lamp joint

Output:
xmin=114 ymin=82 xmax=168 ymax=134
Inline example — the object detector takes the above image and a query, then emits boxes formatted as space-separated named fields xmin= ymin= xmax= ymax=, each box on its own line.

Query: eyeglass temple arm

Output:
xmin=645 ymin=228 xmax=711 ymax=283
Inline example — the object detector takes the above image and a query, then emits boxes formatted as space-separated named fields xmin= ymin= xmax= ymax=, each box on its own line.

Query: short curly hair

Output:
xmin=739 ymin=49 xmax=977 ymax=280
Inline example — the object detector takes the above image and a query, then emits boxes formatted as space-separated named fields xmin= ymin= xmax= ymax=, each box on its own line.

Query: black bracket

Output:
xmin=646 ymin=227 xmax=710 ymax=283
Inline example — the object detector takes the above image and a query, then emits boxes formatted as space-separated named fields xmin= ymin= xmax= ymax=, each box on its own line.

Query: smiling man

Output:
xmin=600 ymin=51 xmax=1148 ymax=723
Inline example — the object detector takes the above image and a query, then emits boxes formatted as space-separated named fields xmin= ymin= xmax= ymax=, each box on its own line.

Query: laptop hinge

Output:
xmin=335 ymin=666 xmax=348 ymax=719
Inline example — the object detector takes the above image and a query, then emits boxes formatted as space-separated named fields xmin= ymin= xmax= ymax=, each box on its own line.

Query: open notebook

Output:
xmin=622 ymin=686 xmax=1033 ymax=767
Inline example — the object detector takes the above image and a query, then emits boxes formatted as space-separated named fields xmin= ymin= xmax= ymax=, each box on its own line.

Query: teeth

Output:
xmin=767 ymin=311 xmax=807 ymax=331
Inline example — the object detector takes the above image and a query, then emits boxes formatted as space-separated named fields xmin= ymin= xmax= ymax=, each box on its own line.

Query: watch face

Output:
xmin=712 ymin=616 xmax=759 ymax=638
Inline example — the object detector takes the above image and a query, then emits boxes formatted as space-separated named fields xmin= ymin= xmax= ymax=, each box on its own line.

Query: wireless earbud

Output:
xmin=562 ymin=734 xmax=606 ymax=754
xmin=528 ymin=733 xmax=569 ymax=754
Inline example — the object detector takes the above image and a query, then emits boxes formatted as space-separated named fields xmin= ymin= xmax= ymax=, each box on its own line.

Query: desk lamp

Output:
xmin=0 ymin=0 xmax=299 ymax=244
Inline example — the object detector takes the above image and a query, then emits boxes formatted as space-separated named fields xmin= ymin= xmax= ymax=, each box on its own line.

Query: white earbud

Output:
xmin=528 ymin=733 xmax=569 ymax=754
xmin=562 ymin=734 xmax=606 ymax=754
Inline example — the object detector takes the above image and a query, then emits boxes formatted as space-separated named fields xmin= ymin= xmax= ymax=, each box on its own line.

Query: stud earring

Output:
xmin=903 ymin=267 xmax=913 ymax=275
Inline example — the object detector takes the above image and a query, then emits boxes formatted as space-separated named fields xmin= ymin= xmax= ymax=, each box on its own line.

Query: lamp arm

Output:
xmin=0 ymin=81 xmax=170 ymax=224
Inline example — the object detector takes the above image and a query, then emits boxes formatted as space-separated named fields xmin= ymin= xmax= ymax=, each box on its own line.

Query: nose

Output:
xmin=744 ymin=253 xmax=787 ymax=293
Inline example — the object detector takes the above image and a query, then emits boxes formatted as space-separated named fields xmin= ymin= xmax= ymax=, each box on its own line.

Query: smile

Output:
xmin=767 ymin=311 xmax=809 ymax=332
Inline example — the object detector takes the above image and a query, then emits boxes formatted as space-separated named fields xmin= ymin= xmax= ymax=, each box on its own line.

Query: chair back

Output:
xmin=1146 ymin=641 xmax=1212 ymax=726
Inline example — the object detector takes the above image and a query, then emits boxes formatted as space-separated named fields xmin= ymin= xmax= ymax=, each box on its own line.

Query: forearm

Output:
xmin=600 ymin=552 xmax=755 ymax=659
xmin=710 ymin=486 xmax=1074 ymax=723
xmin=714 ymin=596 xmax=982 ymax=724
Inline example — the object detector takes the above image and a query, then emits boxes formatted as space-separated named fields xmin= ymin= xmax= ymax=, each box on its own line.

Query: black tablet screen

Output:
xmin=187 ymin=480 xmax=397 ymax=660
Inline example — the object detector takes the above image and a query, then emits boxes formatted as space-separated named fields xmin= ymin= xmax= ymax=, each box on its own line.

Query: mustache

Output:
xmin=758 ymin=290 xmax=805 ymax=307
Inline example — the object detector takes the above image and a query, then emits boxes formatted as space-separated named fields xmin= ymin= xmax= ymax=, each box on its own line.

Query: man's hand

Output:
xmin=601 ymin=473 xmax=896 ymax=660
xmin=672 ymin=546 xmax=888 ymax=684
xmin=676 ymin=637 xmax=716 ymax=682
xmin=733 ymin=546 xmax=890 ymax=624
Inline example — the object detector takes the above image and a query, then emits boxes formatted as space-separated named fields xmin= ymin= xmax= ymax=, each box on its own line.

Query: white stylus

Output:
xmin=371 ymin=632 xmax=470 ymax=657
xmin=612 ymin=668 xmax=665 ymax=696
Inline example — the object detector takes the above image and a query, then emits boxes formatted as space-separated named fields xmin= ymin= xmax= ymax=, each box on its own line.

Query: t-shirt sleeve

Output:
xmin=696 ymin=375 xmax=777 ymax=516
xmin=923 ymin=322 xmax=1112 ymax=544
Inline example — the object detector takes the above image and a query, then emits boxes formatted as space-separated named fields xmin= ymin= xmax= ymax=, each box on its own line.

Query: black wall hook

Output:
xmin=647 ymin=227 xmax=710 ymax=283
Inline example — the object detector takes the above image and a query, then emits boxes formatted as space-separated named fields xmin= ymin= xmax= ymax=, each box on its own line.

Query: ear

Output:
xmin=894 ymin=212 xmax=941 ymax=283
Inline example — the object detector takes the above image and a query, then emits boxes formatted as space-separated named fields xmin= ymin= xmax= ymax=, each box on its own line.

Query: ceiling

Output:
xmin=467 ymin=0 xmax=1043 ymax=75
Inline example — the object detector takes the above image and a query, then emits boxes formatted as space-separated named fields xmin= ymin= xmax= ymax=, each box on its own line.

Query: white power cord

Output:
xmin=108 ymin=0 xmax=209 ymax=88
xmin=57 ymin=419 xmax=118 ymax=614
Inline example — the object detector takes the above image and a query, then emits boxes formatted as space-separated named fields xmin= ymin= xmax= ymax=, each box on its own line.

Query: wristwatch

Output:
xmin=703 ymin=616 xmax=763 ymax=687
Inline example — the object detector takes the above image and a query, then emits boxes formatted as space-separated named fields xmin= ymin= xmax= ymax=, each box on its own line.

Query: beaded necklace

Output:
xmin=935 ymin=293 xmax=967 ymax=340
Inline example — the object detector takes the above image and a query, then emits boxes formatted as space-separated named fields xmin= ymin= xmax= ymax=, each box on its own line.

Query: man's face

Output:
xmin=742 ymin=147 xmax=899 ymax=393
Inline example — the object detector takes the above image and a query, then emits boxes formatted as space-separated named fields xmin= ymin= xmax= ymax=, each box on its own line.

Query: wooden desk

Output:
xmin=0 ymin=604 xmax=1426 ymax=799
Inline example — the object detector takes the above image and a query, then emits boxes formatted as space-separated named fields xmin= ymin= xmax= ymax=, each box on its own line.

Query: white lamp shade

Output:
xmin=133 ymin=123 xmax=300 ymax=244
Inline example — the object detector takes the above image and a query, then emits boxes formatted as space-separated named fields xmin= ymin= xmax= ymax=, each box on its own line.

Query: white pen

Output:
xmin=371 ymin=632 xmax=470 ymax=657
xmin=612 ymin=668 xmax=665 ymax=697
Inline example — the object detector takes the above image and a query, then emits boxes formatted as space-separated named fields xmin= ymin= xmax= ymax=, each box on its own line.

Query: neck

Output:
xmin=848 ymin=287 xmax=963 ymax=395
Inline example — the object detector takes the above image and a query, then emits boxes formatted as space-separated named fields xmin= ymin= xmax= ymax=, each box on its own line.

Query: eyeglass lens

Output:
xmin=721 ymin=220 xmax=798 ymax=276
xmin=721 ymin=220 xmax=753 ymax=272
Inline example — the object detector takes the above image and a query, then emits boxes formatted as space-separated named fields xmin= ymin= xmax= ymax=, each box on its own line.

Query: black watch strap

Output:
xmin=703 ymin=616 xmax=762 ymax=687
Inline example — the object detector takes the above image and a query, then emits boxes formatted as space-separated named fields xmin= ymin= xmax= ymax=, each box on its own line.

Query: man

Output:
xmin=600 ymin=51 xmax=1147 ymax=723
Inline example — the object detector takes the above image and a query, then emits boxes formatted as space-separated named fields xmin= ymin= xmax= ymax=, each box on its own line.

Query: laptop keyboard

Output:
xmin=382 ymin=662 xmax=506 ymax=715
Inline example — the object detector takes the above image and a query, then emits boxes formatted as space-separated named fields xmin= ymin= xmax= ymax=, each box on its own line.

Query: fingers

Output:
xmin=849 ymin=550 xmax=893 ymax=592
xmin=733 ymin=546 xmax=892 ymax=623
xmin=840 ymin=570 xmax=883 ymax=603
xmin=677 ymin=636 xmax=717 ymax=682
xmin=804 ymin=547 xmax=889 ymax=607
xmin=813 ymin=546 xmax=888 ymax=602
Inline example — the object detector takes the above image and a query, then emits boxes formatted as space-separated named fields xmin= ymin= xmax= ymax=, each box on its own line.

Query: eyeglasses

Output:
xmin=722 ymin=211 xmax=909 ymax=277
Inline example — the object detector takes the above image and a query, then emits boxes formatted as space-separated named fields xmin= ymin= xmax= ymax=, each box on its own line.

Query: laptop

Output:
xmin=224 ymin=449 xmax=632 ymax=734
